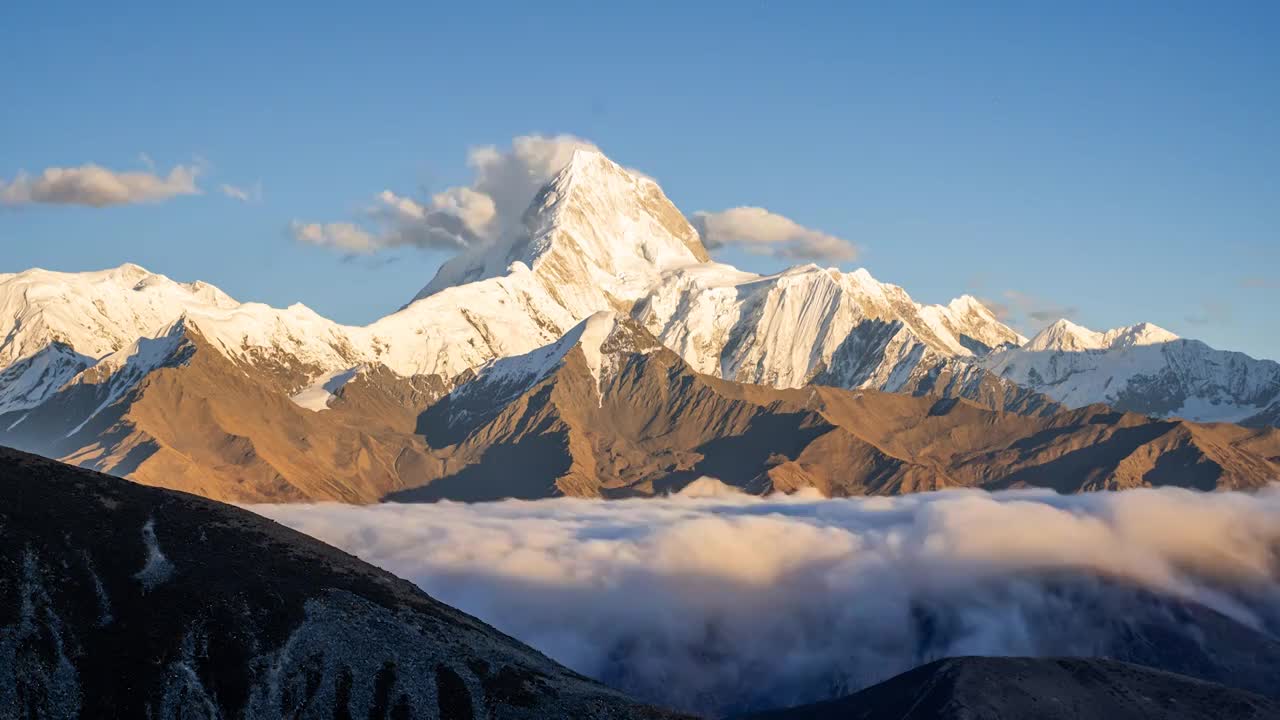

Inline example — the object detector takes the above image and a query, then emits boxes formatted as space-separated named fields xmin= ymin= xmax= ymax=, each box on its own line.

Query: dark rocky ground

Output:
xmin=0 ymin=447 xmax=689 ymax=719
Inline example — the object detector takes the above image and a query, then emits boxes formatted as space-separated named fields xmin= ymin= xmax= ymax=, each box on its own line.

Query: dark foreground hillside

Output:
xmin=741 ymin=656 xmax=1280 ymax=720
xmin=4 ymin=446 xmax=1279 ymax=719
xmin=0 ymin=447 xmax=688 ymax=719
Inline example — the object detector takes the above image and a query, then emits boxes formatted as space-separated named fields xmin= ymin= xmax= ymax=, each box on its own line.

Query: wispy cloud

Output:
xmin=691 ymin=206 xmax=859 ymax=263
xmin=0 ymin=162 xmax=201 ymax=207
xmin=220 ymin=180 xmax=262 ymax=203
xmin=288 ymin=221 xmax=377 ymax=253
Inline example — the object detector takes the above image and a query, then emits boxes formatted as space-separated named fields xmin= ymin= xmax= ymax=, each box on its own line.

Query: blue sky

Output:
xmin=3 ymin=1 xmax=1277 ymax=359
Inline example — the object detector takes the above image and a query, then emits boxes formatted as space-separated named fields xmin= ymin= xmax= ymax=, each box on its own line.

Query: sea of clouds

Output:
xmin=251 ymin=481 xmax=1280 ymax=715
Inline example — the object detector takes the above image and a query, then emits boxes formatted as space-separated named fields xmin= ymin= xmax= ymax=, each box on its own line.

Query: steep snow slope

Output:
xmin=635 ymin=263 xmax=1024 ymax=389
xmin=0 ymin=342 xmax=92 ymax=416
xmin=986 ymin=320 xmax=1280 ymax=423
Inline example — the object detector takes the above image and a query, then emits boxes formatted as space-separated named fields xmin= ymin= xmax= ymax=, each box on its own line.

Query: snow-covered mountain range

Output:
xmin=0 ymin=146 xmax=1276 ymax=498
xmin=984 ymin=319 xmax=1280 ymax=425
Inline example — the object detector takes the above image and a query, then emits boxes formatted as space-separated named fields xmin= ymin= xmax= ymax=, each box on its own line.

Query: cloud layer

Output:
xmin=691 ymin=207 xmax=859 ymax=262
xmin=253 ymin=484 xmax=1280 ymax=716
xmin=0 ymin=163 xmax=201 ymax=207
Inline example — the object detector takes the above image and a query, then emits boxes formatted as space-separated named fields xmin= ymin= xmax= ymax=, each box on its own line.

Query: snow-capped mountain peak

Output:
xmin=0 ymin=263 xmax=239 ymax=370
xmin=1025 ymin=319 xmax=1102 ymax=352
xmin=414 ymin=147 xmax=709 ymax=305
xmin=987 ymin=318 xmax=1276 ymax=424
xmin=1026 ymin=318 xmax=1179 ymax=353
xmin=1099 ymin=321 xmax=1179 ymax=349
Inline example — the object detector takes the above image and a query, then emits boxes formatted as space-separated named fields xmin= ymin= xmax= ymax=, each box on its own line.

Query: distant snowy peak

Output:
xmin=987 ymin=321 xmax=1278 ymax=424
xmin=0 ymin=263 xmax=239 ymax=369
xmin=1026 ymin=318 xmax=1179 ymax=353
xmin=414 ymin=149 xmax=710 ymax=306
xmin=1100 ymin=322 xmax=1180 ymax=349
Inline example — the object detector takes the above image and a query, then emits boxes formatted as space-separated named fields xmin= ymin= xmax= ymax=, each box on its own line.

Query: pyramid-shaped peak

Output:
xmin=1026 ymin=319 xmax=1100 ymax=352
xmin=560 ymin=147 xmax=612 ymax=174
xmin=416 ymin=147 xmax=710 ymax=306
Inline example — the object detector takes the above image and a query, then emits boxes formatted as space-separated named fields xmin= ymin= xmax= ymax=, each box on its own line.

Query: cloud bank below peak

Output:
xmin=254 ymin=485 xmax=1280 ymax=715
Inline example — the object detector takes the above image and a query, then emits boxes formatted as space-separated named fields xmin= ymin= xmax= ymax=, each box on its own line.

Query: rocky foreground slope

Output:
xmin=740 ymin=657 xmax=1280 ymax=720
xmin=6 ymin=449 xmax=1280 ymax=718
xmin=0 ymin=447 xmax=689 ymax=719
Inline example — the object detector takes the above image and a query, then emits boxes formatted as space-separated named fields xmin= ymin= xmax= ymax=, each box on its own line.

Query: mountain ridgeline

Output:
xmin=0 ymin=148 xmax=1277 ymax=502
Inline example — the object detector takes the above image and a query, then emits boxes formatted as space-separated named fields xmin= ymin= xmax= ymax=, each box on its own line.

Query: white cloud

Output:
xmin=464 ymin=134 xmax=598 ymax=235
xmin=220 ymin=180 xmax=262 ymax=203
xmin=293 ymin=134 xmax=598 ymax=254
xmin=253 ymin=484 xmax=1280 ymax=715
xmin=691 ymin=206 xmax=859 ymax=262
xmin=289 ymin=221 xmax=377 ymax=253
xmin=0 ymin=163 xmax=201 ymax=207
